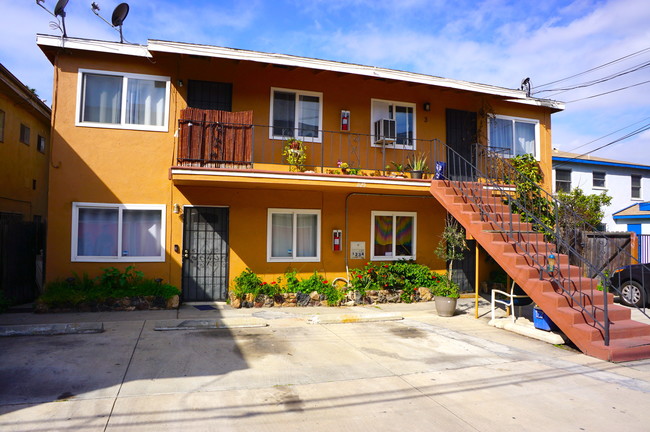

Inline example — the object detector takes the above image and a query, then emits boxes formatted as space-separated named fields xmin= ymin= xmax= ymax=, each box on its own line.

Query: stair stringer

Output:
xmin=430 ymin=180 xmax=650 ymax=362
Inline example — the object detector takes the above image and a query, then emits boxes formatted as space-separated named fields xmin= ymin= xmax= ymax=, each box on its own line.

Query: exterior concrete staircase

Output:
xmin=430 ymin=179 xmax=650 ymax=362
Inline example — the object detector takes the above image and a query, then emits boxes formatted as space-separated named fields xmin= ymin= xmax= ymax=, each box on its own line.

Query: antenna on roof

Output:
xmin=90 ymin=2 xmax=130 ymax=43
xmin=36 ymin=0 xmax=70 ymax=38
xmin=520 ymin=77 xmax=531 ymax=97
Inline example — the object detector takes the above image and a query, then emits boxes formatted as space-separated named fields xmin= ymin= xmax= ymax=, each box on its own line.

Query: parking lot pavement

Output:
xmin=2 ymin=300 xmax=650 ymax=431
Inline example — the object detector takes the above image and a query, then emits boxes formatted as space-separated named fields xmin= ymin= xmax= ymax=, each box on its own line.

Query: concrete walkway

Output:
xmin=1 ymin=299 xmax=650 ymax=431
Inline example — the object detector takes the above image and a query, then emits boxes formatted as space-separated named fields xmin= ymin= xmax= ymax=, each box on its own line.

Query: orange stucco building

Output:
xmin=37 ymin=36 xmax=563 ymax=301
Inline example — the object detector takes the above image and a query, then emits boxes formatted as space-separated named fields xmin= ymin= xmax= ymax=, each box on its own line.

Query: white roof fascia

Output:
xmin=36 ymin=34 xmax=152 ymax=58
xmin=148 ymin=39 xmax=562 ymax=109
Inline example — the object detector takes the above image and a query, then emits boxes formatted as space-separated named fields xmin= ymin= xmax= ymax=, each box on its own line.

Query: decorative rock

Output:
xmin=230 ymin=296 xmax=241 ymax=309
xmin=418 ymin=287 xmax=432 ymax=302
xmin=297 ymin=292 xmax=311 ymax=307
xmin=309 ymin=291 xmax=320 ymax=301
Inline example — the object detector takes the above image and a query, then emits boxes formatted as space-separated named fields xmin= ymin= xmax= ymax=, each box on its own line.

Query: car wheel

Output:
xmin=620 ymin=280 xmax=645 ymax=308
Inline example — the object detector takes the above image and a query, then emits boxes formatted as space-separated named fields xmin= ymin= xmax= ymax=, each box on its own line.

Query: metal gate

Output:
xmin=181 ymin=207 xmax=230 ymax=301
xmin=451 ymin=239 xmax=476 ymax=293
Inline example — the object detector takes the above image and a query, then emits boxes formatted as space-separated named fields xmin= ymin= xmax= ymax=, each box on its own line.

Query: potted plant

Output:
xmin=433 ymin=216 xmax=468 ymax=316
xmin=282 ymin=138 xmax=306 ymax=172
xmin=389 ymin=162 xmax=406 ymax=178
xmin=407 ymin=152 xmax=428 ymax=179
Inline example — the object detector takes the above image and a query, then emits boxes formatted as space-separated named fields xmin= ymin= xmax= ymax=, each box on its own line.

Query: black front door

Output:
xmin=182 ymin=207 xmax=229 ymax=301
xmin=446 ymin=109 xmax=477 ymax=180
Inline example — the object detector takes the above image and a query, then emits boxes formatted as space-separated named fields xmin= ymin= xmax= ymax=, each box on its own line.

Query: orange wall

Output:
xmin=44 ymin=48 xmax=556 ymax=288
xmin=0 ymin=82 xmax=50 ymax=220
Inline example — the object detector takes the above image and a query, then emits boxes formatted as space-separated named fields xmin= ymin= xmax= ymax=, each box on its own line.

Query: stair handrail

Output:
xmin=441 ymin=142 xmax=649 ymax=346
xmin=474 ymin=144 xmax=650 ymax=318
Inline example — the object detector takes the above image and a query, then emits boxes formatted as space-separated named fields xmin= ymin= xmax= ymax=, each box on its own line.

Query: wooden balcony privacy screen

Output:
xmin=178 ymin=108 xmax=253 ymax=168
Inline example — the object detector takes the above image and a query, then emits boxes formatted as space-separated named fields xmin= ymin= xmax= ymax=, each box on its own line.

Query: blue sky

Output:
xmin=2 ymin=0 xmax=649 ymax=163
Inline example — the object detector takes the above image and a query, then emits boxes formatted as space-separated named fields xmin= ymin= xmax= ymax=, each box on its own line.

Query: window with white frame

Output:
xmin=631 ymin=175 xmax=642 ymax=199
xmin=555 ymin=168 xmax=571 ymax=193
xmin=77 ymin=69 xmax=170 ymax=131
xmin=267 ymin=209 xmax=320 ymax=262
xmin=488 ymin=115 xmax=539 ymax=158
xmin=270 ymin=88 xmax=322 ymax=141
xmin=371 ymin=99 xmax=415 ymax=147
xmin=593 ymin=171 xmax=606 ymax=189
xmin=371 ymin=211 xmax=416 ymax=260
xmin=72 ymin=203 xmax=165 ymax=262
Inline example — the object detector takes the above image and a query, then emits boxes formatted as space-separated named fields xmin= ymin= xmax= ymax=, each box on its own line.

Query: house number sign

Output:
xmin=350 ymin=241 xmax=365 ymax=259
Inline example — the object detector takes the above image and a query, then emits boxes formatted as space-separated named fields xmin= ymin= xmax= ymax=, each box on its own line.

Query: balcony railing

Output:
xmin=176 ymin=115 xmax=449 ymax=178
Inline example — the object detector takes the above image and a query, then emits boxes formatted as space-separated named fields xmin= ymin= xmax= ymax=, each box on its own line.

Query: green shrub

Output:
xmin=0 ymin=290 xmax=13 ymax=313
xmin=39 ymin=267 xmax=180 ymax=308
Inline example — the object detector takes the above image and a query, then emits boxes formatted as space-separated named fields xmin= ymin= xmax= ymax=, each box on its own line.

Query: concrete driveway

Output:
xmin=1 ymin=300 xmax=650 ymax=431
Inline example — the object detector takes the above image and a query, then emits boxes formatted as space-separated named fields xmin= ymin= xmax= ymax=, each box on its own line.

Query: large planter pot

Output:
xmin=434 ymin=296 xmax=457 ymax=317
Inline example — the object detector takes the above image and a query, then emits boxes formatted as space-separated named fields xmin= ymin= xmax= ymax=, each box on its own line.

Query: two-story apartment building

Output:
xmin=0 ymin=63 xmax=50 ymax=224
xmin=0 ymin=63 xmax=51 ymax=303
xmin=36 ymin=35 xmax=563 ymax=303
xmin=552 ymin=149 xmax=650 ymax=231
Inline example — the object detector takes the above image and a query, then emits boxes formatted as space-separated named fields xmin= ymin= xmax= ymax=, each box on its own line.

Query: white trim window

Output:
xmin=593 ymin=171 xmax=606 ymax=189
xmin=72 ymin=203 xmax=166 ymax=262
xmin=77 ymin=69 xmax=170 ymax=131
xmin=270 ymin=88 xmax=322 ymax=142
xmin=371 ymin=99 xmax=416 ymax=148
xmin=555 ymin=168 xmax=571 ymax=193
xmin=267 ymin=208 xmax=320 ymax=262
xmin=488 ymin=115 xmax=540 ymax=158
xmin=631 ymin=175 xmax=642 ymax=199
xmin=371 ymin=211 xmax=416 ymax=260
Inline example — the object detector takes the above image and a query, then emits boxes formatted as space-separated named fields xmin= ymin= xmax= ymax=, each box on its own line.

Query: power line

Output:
xmin=564 ymin=79 xmax=650 ymax=103
xmin=535 ymin=61 xmax=650 ymax=95
xmin=535 ymin=46 xmax=650 ymax=90
xmin=566 ymin=116 xmax=650 ymax=153
xmin=555 ymin=122 xmax=650 ymax=167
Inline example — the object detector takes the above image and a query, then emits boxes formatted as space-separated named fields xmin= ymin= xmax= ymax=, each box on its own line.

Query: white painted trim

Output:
xmin=71 ymin=202 xmax=166 ymax=262
xmin=37 ymin=34 xmax=152 ymax=58
xmin=370 ymin=211 xmax=417 ymax=261
xmin=488 ymin=114 xmax=541 ymax=161
xmin=147 ymin=39 xmax=563 ymax=110
xmin=267 ymin=208 xmax=321 ymax=263
xmin=75 ymin=68 xmax=170 ymax=132
xmin=370 ymin=98 xmax=417 ymax=149
xmin=269 ymin=87 xmax=323 ymax=142
xmin=171 ymin=168 xmax=431 ymax=188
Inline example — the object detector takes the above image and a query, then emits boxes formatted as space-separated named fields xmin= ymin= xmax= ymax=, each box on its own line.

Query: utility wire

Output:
xmin=535 ymin=46 xmax=650 ymax=90
xmin=566 ymin=116 xmax=650 ymax=153
xmin=564 ymin=79 xmax=650 ymax=103
xmin=535 ymin=61 xmax=650 ymax=94
xmin=555 ymin=123 xmax=650 ymax=167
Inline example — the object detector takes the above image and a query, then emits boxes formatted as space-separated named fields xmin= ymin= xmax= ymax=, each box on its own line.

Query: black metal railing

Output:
xmin=443 ymin=144 xmax=650 ymax=346
xmin=176 ymin=121 xmax=452 ymax=177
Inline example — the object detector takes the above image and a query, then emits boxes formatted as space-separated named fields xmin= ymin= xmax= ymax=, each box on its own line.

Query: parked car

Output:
xmin=609 ymin=264 xmax=650 ymax=307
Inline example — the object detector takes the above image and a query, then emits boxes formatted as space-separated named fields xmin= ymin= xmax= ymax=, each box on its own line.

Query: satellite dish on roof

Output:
xmin=90 ymin=2 xmax=130 ymax=43
xmin=35 ymin=0 xmax=70 ymax=37
xmin=53 ymin=0 xmax=69 ymax=17
xmin=111 ymin=3 xmax=129 ymax=26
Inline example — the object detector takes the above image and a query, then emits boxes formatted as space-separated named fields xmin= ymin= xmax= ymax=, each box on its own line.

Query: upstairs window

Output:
xmin=270 ymin=88 xmax=322 ymax=142
xmin=371 ymin=99 xmax=415 ymax=148
xmin=555 ymin=169 xmax=571 ymax=193
xmin=37 ymin=135 xmax=46 ymax=153
xmin=632 ymin=175 xmax=642 ymax=199
xmin=77 ymin=69 xmax=170 ymax=131
xmin=20 ymin=124 xmax=30 ymax=145
xmin=593 ymin=171 xmax=606 ymax=189
xmin=488 ymin=115 xmax=539 ymax=158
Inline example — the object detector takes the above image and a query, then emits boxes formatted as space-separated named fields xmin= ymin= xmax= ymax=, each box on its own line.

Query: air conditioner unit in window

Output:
xmin=374 ymin=119 xmax=396 ymax=144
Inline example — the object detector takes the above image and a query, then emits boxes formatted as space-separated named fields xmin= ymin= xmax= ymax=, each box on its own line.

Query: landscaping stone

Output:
xmin=34 ymin=294 xmax=181 ymax=313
